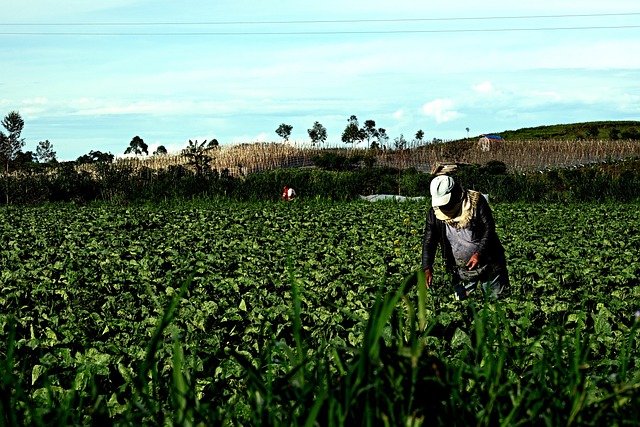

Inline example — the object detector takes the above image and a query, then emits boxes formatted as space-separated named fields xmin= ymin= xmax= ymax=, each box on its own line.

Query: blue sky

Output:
xmin=2 ymin=1 xmax=639 ymax=160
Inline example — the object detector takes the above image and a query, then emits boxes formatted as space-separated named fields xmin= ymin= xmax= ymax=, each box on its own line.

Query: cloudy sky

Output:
xmin=2 ymin=1 xmax=639 ymax=160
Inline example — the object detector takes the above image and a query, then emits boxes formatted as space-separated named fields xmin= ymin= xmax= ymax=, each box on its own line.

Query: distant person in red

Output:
xmin=282 ymin=186 xmax=296 ymax=201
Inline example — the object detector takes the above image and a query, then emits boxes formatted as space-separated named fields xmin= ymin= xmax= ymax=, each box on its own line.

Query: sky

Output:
xmin=2 ymin=1 xmax=639 ymax=161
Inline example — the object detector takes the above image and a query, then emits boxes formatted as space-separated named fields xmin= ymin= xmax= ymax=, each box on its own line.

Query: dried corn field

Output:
xmin=93 ymin=138 xmax=640 ymax=177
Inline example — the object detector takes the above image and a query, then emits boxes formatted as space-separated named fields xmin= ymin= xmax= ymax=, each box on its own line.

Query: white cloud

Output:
xmin=527 ymin=91 xmax=562 ymax=102
xmin=473 ymin=82 xmax=495 ymax=94
xmin=422 ymin=98 xmax=461 ymax=123
xmin=22 ymin=97 xmax=49 ymax=105
xmin=254 ymin=133 xmax=269 ymax=142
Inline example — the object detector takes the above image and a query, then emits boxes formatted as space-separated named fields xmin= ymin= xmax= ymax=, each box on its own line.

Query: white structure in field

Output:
xmin=478 ymin=134 xmax=504 ymax=152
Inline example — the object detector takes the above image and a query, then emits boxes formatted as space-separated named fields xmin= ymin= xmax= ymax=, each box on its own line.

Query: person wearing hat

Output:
xmin=282 ymin=185 xmax=296 ymax=201
xmin=422 ymin=175 xmax=510 ymax=300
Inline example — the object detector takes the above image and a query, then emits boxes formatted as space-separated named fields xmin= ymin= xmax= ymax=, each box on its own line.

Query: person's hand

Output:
xmin=425 ymin=269 xmax=433 ymax=289
xmin=466 ymin=253 xmax=480 ymax=270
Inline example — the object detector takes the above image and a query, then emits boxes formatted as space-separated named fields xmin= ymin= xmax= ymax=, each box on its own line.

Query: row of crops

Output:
xmin=1 ymin=199 xmax=639 ymax=425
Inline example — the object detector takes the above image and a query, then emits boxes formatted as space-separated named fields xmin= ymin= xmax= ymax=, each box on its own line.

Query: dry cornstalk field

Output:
xmin=96 ymin=138 xmax=640 ymax=176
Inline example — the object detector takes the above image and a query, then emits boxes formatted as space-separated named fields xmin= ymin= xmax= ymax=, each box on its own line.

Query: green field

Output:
xmin=1 ymin=199 xmax=639 ymax=425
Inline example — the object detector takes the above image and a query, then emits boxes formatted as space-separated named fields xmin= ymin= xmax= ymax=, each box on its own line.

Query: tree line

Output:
xmin=277 ymin=115 xmax=430 ymax=150
xmin=0 ymin=110 xmax=434 ymax=174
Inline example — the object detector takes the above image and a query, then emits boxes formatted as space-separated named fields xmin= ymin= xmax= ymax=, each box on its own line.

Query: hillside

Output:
xmin=486 ymin=120 xmax=640 ymax=141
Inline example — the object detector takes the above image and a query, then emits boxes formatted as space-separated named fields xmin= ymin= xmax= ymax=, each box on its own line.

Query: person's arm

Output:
xmin=422 ymin=209 xmax=439 ymax=286
xmin=474 ymin=195 xmax=496 ymax=260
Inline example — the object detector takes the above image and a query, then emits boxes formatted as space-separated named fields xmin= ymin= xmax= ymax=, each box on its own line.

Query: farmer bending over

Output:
xmin=422 ymin=175 xmax=510 ymax=300
xmin=282 ymin=186 xmax=296 ymax=201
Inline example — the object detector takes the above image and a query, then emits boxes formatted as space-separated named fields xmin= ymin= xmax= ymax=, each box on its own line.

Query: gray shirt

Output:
xmin=445 ymin=223 xmax=488 ymax=281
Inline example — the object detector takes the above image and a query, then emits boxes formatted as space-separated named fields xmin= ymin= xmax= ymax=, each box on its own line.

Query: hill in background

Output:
xmin=488 ymin=120 xmax=640 ymax=141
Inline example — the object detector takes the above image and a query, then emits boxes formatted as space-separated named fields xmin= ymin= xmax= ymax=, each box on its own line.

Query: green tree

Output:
xmin=621 ymin=128 xmax=640 ymax=140
xmin=370 ymin=128 xmax=389 ymax=150
xmin=275 ymin=124 xmax=293 ymax=141
xmin=0 ymin=111 xmax=26 ymax=204
xmin=586 ymin=125 xmax=599 ymax=139
xmin=124 ymin=136 xmax=149 ymax=156
xmin=0 ymin=111 xmax=25 ymax=171
xmin=363 ymin=120 xmax=379 ymax=146
xmin=36 ymin=140 xmax=57 ymax=163
xmin=207 ymin=139 xmax=220 ymax=149
xmin=341 ymin=115 xmax=364 ymax=146
xmin=307 ymin=121 xmax=327 ymax=146
xmin=413 ymin=130 xmax=425 ymax=145
xmin=13 ymin=151 xmax=35 ymax=169
xmin=153 ymin=145 xmax=168 ymax=156
xmin=377 ymin=128 xmax=389 ymax=149
xmin=394 ymin=134 xmax=407 ymax=150
xmin=609 ymin=128 xmax=620 ymax=141
xmin=76 ymin=150 xmax=114 ymax=164
xmin=183 ymin=139 xmax=214 ymax=175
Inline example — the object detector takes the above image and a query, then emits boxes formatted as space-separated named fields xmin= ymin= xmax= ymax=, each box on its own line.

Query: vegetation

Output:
xmin=124 ymin=136 xmax=149 ymax=156
xmin=307 ymin=121 xmax=328 ymax=146
xmin=2 ymin=111 xmax=640 ymax=424
xmin=492 ymin=121 xmax=640 ymax=141
xmin=0 ymin=111 xmax=26 ymax=204
xmin=0 ymin=200 xmax=639 ymax=425
xmin=35 ymin=140 xmax=57 ymax=164
xmin=275 ymin=123 xmax=293 ymax=141
xmin=5 ymin=155 xmax=640 ymax=205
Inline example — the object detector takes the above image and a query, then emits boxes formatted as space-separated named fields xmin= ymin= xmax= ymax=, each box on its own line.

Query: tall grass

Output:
xmin=2 ymin=270 xmax=638 ymax=426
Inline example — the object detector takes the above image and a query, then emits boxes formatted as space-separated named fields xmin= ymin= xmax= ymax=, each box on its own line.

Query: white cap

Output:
xmin=430 ymin=175 xmax=455 ymax=207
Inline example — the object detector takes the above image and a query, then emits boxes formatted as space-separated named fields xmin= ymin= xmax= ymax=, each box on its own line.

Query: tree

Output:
xmin=307 ymin=121 xmax=328 ymax=146
xmin=609 ymin=128 xmax=620 ymax=141
xmin=275 ymin=124 xmax=293 ymax=141
xmin=13 ymin=151 xmax=35 ymax=169
xmin=36 ymin=140 xmax=57 ymax=163
xmin=374 ymin=128 xmax=390 ymax=150
xmin=621 ymin=127 xmax=640 ymax=140
xmin=0 ymin=111 xmax=25 ymax=172
xmin=341 ymin=115 xmax=364 ymax=146
xmin=466 ymin=127 xmax=470 ymax=139
xmin=0 ymin=111 xmax=25 ymax=204
xmin=394 ymin=134 xmax=407 ymax=150
xmin=586 ymin=125 xmax=599 ymax=139
xmin=183 ymin=139 xmax=214 ymax=175
xmin=413 ymin=130 xmax=425 ymax=145
xmin=76 ymin=150 xmax=114 ymax=164
xmin=362 ymin=120 xmax=379 ymax=146
xmin=153 ymin=145 xmax=168 ymax=156
xmin=124 ymin=136 xmax=149 ymax=156
xmin=207 ymin=139 xmax=219 ymax=149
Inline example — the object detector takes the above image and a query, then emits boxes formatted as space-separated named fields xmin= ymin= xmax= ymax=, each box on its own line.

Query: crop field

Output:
xmin=1 ymin=199 xmax=640 ymax=425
